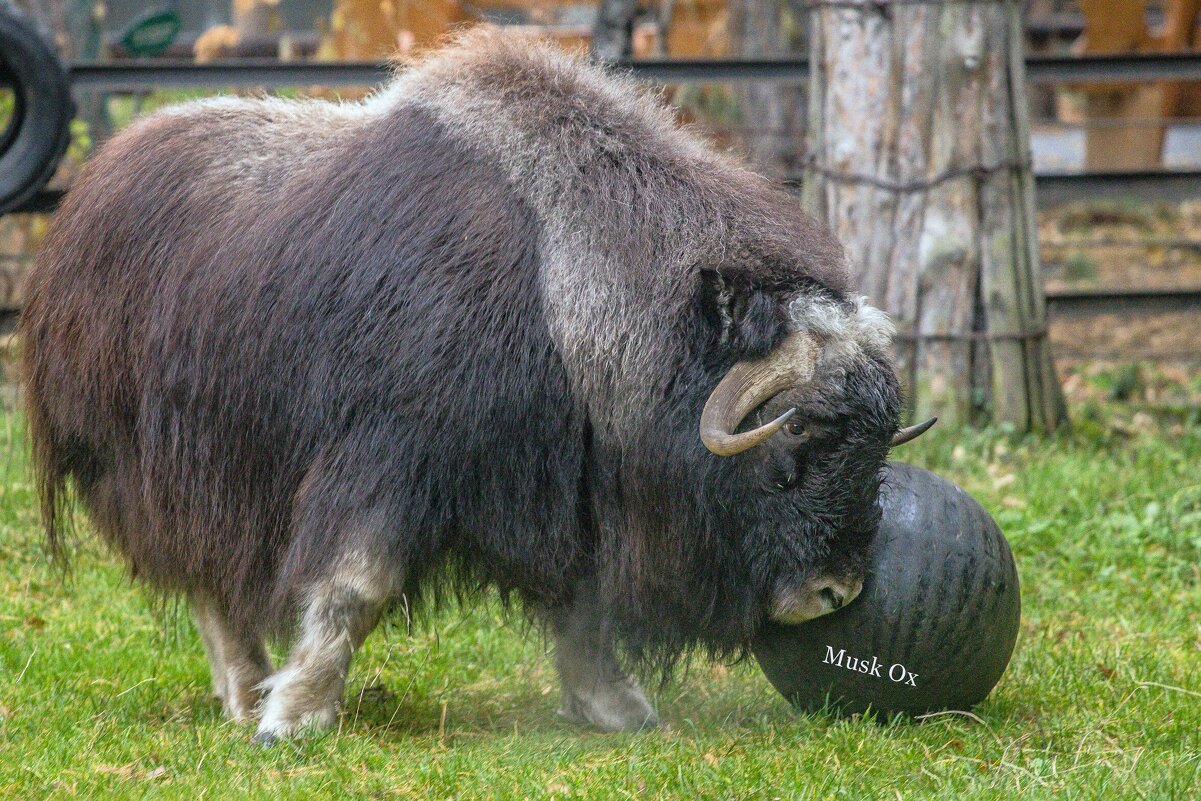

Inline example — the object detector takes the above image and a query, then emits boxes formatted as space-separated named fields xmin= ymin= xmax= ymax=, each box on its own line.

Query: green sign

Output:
xmin=120 ymin=9 xmax=181 ymax=57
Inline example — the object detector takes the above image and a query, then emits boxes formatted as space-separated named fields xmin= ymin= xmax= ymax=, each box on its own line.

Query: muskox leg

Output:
xmin=190 ymin=594 xmax=272 ymax=722
xmin=550 ymin=579 xmax=659 ymax=732
xmin=253 ymin=555 xmax=394 ymax=744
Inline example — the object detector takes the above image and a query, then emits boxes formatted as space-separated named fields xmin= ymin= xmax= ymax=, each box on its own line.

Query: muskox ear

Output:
xmin=700 ymin=270 xmax=785 ymax=359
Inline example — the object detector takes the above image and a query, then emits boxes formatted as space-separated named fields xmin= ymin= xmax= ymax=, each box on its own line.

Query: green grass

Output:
xmin=1 ymin=408 xmax=1199 ymax=799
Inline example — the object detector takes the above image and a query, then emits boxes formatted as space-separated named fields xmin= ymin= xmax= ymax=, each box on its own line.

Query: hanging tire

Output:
xmin=0 ymin=1 xmax=73 ymax=214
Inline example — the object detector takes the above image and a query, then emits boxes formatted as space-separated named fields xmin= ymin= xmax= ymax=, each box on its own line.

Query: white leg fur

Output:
xmin=253 ymin=555 xmax=394 ymax=744
xmin=191 ymin=595 xmax=272 ymax=722
xmin=551 ymin=581 xmax=659 ymax=732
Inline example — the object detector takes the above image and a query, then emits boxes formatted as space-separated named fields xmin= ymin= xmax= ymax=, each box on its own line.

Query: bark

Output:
xmin=592 ymin=0 xmax=640 ymax=62
xmin=803 ymin=1 xmax=1066 ymax=431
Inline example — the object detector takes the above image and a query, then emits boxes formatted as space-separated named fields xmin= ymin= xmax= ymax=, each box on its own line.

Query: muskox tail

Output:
xmin=24 ymin=395 xmax=68 ymax=567
xmin=19 ymin=329 xmax=73 ymax=568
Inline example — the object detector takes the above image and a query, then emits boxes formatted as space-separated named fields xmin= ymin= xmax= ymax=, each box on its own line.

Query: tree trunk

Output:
xmin=592 ymin=0 xmax=640 ymax=62
xmin=803 ymin=1 xmax=1066 ymax=431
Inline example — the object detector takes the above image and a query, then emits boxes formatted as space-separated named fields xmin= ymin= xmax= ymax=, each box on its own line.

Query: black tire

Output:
xmin=0 ymin=1 xmax=73 ymax=214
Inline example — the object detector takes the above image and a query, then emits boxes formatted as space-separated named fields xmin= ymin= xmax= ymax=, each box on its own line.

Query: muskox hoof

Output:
xmin=250 ymin=730 xmax=279 ymax=748
xmin=251 ymin=708 xmax=338 ymax=744
xmin=558 ymin=679 xmax=660 ymax=733
xmin=252 ymin=702 xmax=339 ymax=744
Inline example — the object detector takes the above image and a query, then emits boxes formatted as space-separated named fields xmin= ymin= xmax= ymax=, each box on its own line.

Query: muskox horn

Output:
xmin=891 ymin=416 xmax=938 ymax=446
xmin=700 ymin=332 xmax=819 ymax=457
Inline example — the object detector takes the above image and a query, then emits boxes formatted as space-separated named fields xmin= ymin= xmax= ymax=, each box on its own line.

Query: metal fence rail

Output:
xmin=1022 ymin=171 xmax=1201 ymax=207
xmin=2 ymin=51 xmax=1200 ymax=91
xmin=1045 ymin=288 xmax=1201 ymax=317
xmin=631 ymin=52 xmax=1201 ymax=84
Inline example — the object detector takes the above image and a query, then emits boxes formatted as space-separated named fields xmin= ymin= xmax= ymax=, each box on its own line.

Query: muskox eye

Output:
xmin=784 ymin=420 xmax=807 ymax=438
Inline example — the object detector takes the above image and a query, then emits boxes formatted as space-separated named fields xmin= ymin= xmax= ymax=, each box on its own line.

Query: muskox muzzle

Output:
xmin=770 ymin=574 xmax=865 ymax=624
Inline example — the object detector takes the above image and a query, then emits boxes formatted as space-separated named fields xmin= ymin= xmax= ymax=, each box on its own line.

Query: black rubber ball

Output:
xmin=753 ymin=462 xmax=1020 ymax=717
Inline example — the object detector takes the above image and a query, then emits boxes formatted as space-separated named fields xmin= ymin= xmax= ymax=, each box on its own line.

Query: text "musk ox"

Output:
xmin=22 ymin=31 xmax=926 ymax=742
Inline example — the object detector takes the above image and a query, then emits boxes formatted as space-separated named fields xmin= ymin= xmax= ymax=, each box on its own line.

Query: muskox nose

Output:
xmin=770 ymin=576 xmax=864 ymax=625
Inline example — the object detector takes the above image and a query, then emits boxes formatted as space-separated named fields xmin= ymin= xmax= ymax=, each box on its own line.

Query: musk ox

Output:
xmin=22 ymin=31 xmax=925 ymax=742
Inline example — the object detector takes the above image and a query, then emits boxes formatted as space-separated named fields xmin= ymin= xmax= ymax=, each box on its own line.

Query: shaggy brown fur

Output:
xmin=22 ymin=31 xmax=900 ymax=733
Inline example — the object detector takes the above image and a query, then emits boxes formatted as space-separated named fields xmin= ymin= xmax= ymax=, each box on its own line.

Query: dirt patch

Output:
xmin=1041 ymin=200 xmax=1201 ymax=292
xmin=1041 ymin=199 xmax=1201 ymax=371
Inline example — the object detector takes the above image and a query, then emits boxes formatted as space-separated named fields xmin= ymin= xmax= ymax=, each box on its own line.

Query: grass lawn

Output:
xmin=1 ymin=406 xmax=1198 ymax=799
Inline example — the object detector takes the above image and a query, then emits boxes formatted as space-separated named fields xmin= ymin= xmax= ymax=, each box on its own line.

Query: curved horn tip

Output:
xmin=891 ymin=416 xmax=938 ymax=447
xmin=701 ymin=406 xmax=797 ymax=457
xmin=698 ymin=331 xmax=818 ymax=457
xmin=768 ymin=406 xmax=798 ymax=428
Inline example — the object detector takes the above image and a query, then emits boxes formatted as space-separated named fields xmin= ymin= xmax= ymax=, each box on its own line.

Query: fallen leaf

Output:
xmin=96 ymin=765 xmax=136 ymax=779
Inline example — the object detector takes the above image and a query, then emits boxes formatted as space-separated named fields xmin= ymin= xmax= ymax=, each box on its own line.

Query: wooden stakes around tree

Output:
xmin=803 ymin=0 xmax=1067 ymax=431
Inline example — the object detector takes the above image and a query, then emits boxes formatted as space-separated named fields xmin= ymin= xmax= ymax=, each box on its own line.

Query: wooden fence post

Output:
xmin=803 ymin=0 xmax=1067 ymax=430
